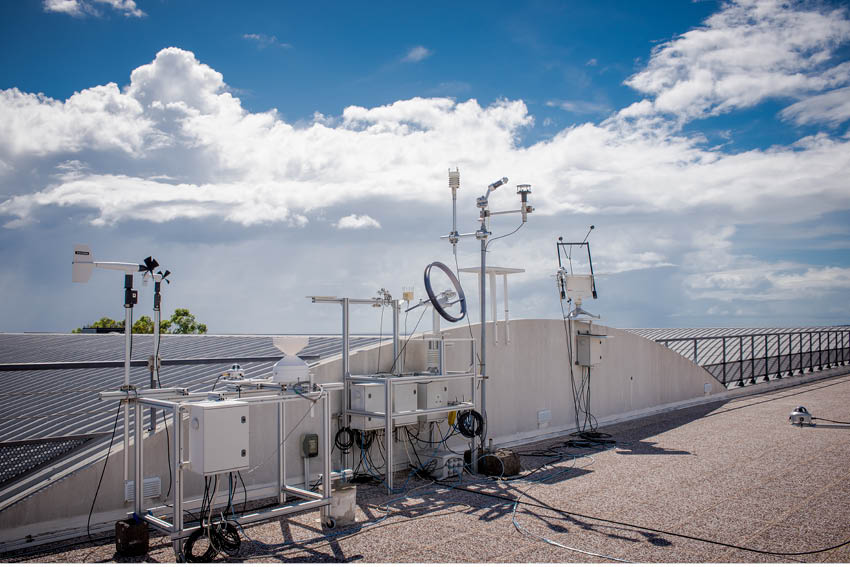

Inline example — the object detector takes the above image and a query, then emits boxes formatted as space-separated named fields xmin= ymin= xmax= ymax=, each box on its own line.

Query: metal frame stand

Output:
xmin=101 ymin=384 xmax=334 ymax=560
xmin=311 ymin=294 xmax=479 ymax=493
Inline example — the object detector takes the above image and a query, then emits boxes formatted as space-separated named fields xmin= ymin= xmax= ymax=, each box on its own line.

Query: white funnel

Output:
xmin=273 ymin=336 xmax=309 ymax=358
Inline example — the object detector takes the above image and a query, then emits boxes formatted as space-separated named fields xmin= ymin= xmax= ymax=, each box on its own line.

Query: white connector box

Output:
xmin=188 ymin=400 xmax=250 ymax=475
xmin=424 ymin=451 xmax=464 ymax=480
xmin=350 ymin=382 xmax=417 ymax=430
xmin=417 ymin=381 xmax=449 ymax=422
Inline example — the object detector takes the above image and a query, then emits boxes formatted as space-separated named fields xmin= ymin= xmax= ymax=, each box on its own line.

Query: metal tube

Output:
xmin=750 ymin=336 xmax=755 ymax=383
xmin=490 ymin=272 xmax=498 ymax=344
xmin=384 ymin=379 xmax=393 ymax=493
xmin=150 ymin=295 xmax=160 ymax=433
xmin=479 ymin=236 xmax=487 ymax=459
xmin=721 ymin=337 xmax=726 ymax=385
xmin=503 ymin=274 xmax=510 ymax=344
xmin=277 ymin=401 xmax=284 ymax=504
xmin=342 ymin=298 xmax=350 ymax=473
xmin=233 ymin=498 xmax=331 ymax=527
xmin=322 ymin=390 xmax=332 ymax=521
xmin=142 ymin=513 xmax=172 ymax=533
xmin=764 ymin=335 xmax=769 ymax=380
xmin=173 ymin=407 xmax=183 ymax=537
xmin=392 ymin=299 xmax=400 ymax=373
xmin=282 ymin=398 xmax=287 ymax=503
xmin=283 ymin=485 xmax=324 ymax=501
xmin=344 ymin=402 xmax=474 ymax=419
xmin=124 ymin=303 xmax=132 ymax=482
xmin=739 ymin=336 xmax=744 ymax=384
xmin=134 ymin=399 xmax=143 ymax=516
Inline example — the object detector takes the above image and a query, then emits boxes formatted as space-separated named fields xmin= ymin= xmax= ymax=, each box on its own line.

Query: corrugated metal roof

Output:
xmin=0 ymin=333 xmax=383 ymax=443
xmin=0 ymin=332 xmax=386 ymax=510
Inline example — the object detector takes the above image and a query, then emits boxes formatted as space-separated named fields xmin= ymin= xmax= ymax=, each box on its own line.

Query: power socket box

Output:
xmin=350 ymin=382 xmax=417 ymax=430
xmin=425 ymin=451 xmax=464 ymax=480
xmin=417 ymin=381 xmax=449 ymax=422
xmin=188 ymin=400 xmax=250 ymax=474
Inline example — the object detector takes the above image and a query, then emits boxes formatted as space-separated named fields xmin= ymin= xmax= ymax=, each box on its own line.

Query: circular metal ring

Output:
xmin=424 ymin=261 xmax=467 ymax=323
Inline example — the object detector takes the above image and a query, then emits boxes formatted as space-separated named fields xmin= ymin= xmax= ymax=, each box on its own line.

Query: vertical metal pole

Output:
xmin=750 ymin=335 xmax=755 ymax=382
xmin=172 ymin=406 xmax=183 ymax=557
xmin=764 ymin=335 xmax=769 ymax=381
xmin=479 ymin=238 xmax=487 ymax=458
xmin=721 ymin=337 xmax=726 ymax=385
xmin=693 ymin=339 xmax=698 ymax=365
xmin=150 ymin=282 xmax=161 ymax=433
xmin=490 ymin=272 xmax=498 ymax=344
xmin=799 ymin=333 xmax=803 ymax=374
xmin=827 ymin=332 xmax=831 ymax=368
xmin=809 ymin=333 xmax=813 ymax=372
xmin=787 ymin=333 xmax=792 ymax=376
xmin=739 ymin=336 xmax=744 ymax=384
xmin=818 ymin=332 xmax=823 ymax=370
xmin=277 ymin=401 xmax=285 ymax=504
xmin=503 ymin=274 xmax=511 ymax=344
xmin=392 ymin=300 xmax=400 ymax=374
xmin=134 ymin=399 xmax=143 ymax=516
xmin=342 ymin=299 xmax=350 ymax=472
xmin=282 ymin=399 xmax=287 ymax=500
xmin=384 ymin=378 xmax=393 ymax=494
xmin=321 ymin=390 xmax=332 ymax=522
xmin=123 ymin=274 xmax=133 ymax=483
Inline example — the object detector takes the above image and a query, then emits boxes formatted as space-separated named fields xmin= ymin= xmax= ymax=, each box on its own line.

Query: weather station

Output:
xmin=440 ymin=168 xmax=535 ymax=475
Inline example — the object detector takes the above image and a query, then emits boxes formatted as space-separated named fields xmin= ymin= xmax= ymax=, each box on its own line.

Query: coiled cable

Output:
xmin=456 ymin=409 xmax=484 ymax=438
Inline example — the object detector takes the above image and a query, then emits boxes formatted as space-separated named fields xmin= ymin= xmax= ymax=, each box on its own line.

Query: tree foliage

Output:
xmin=72 ymin=309 xmax=207 ymax=334
xmin=167 ymin=308 xmax=208 ymax=335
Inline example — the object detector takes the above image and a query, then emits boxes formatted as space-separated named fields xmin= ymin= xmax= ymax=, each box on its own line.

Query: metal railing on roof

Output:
xmin=656 ymin=329 xmax=850 ymax=388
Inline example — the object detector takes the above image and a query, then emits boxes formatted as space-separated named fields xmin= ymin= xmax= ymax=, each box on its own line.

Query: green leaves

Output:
xmin=71 ymin=310 xmax=207 ymax=334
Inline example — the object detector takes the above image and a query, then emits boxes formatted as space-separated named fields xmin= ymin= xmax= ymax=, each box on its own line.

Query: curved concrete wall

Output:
xmin=0 ymin=319 xmax=723 ymax=549
xmin=438 ymin=319 xmax=724 ymax=445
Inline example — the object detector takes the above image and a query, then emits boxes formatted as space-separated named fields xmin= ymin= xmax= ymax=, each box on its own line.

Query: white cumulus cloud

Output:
xmin=334 ymin=214 xmax=381 ymax=230
xmin=624 ymin=0 xmax=850 ymax=121
xmin=43 ymin=0 xmax=144 ymax=17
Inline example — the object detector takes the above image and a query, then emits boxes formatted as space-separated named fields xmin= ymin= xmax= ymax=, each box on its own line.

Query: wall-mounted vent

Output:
xmin=124 ymin=477 xmax=161 ymax=502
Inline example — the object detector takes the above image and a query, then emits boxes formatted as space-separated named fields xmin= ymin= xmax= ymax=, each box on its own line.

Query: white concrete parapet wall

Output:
xmin=0 ymin=319 xmax=724 ymax=549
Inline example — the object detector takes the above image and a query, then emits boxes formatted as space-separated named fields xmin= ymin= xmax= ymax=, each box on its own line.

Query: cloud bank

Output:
xmin=2 ymin=0 xmax=850 ymax=329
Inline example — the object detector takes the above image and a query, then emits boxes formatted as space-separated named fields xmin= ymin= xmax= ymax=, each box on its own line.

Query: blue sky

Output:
xmin=1 ymin=0 xmax=849 ymax=334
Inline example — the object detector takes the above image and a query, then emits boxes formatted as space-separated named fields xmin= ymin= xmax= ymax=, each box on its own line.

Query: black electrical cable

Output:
xmin=183 ymin=526 xmax=218 ymax=562
xmin=405 ymin=423 xmax=459 ymax=445
xmin=813 ymin=416 xmax=850 ymax=425
xmin=335 ymin=426 xmax=354 ymax=453
xmin=86 ymin=402 xmax=122 ymax=543
xmin=237 ymin=471 xmax=248 ymax=514
xmin=453 ymin=249 xmax=482 ymax=366
xmin=388 ymin=306 xmax=428 ymax=374
xmin=436 ymin=482 xmax=850 ymax=558
xmin=456 ymin=409 xmax=484 ymax=438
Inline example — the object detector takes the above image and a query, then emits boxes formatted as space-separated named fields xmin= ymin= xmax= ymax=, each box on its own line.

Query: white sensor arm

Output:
xmin=94 ymin=261 xmax=144 ymax=274
xmin=72 ymin=244 xmax=143 ymax=283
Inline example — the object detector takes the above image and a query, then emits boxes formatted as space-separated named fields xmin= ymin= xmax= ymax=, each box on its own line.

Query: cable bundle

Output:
xmin=183 ymin=474 xmax=242 ymax=562
xmin=456 ymin=409 xmax=484 ymax=438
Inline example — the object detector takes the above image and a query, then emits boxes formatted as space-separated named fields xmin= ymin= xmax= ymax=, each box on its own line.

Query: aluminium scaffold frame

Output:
xmin=99 ymin=382 xmax=335 ymax=560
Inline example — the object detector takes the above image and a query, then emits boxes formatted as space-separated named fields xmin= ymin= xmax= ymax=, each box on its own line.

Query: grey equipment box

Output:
xmin=188 ymin=400 xmax=250 ymax=474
